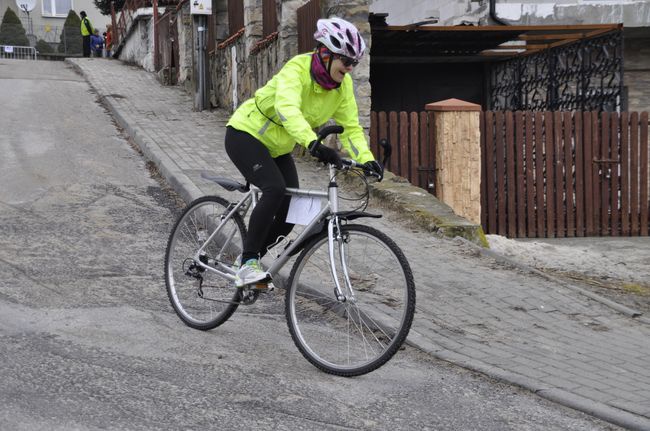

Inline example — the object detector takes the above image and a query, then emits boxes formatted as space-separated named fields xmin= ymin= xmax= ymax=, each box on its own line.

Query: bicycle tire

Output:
xmin=165 ymin=195 xmax=246 ymax=330
xmin=285 ymin=224 xmax=415 ymax=376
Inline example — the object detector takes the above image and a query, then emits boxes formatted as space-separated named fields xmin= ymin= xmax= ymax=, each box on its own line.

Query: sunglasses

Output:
xmin=336 ymin=54 xmax=359 ymax=68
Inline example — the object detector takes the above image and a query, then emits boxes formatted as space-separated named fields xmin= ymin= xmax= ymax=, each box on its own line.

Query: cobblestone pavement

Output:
xmin=68 ymin=58 xmax=650 ymax=431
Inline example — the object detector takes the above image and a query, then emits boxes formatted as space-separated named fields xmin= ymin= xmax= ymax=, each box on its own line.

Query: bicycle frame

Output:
xmin=193 ymin=164 xmax=355 ymax=301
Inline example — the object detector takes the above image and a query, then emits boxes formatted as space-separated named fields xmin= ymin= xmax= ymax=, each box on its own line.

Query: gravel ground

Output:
xmin=487 ymin=235 xmax=650 ymax=314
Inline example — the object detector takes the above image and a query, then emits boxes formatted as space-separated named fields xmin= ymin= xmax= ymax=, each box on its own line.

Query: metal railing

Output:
xmin=0 ymin=45 xmax=38 ymax=60
xmin=115 ymin=0 xmax=150 ymax=48
xmin=113 ymin=0 xmax=180 ymax=54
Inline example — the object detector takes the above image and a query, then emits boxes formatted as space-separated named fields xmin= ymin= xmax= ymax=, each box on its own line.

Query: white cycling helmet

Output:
xmin=314 ymin=17 xmax=366 ymax=61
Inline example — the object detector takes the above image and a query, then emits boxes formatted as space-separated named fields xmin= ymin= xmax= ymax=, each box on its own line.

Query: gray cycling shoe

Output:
xmin=235 ymin=259 xmax=271 ymax=287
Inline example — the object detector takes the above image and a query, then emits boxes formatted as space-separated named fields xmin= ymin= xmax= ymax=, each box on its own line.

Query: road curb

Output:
xmin=407 ymin=329 xmax=650 ymax=431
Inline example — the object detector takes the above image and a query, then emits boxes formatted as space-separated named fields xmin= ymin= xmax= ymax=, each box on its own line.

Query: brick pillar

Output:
xmin=426 ymin=98 xmax=482 ymax=225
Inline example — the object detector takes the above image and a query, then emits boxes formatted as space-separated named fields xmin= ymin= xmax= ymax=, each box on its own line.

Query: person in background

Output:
xmin=90 ymin=29 xmax=104 ymax=57
xmin=104 ymin=24 xmax=113 ymax=58
xmin=79 ymin=11 xmax=94 ymax=58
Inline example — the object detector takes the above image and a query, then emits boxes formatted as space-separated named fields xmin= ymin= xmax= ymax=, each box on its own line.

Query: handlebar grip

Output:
xmin=341 ymin=159 xmax=381 ymax=178
xmin=317 ymin=125 xmax=344 ymax=141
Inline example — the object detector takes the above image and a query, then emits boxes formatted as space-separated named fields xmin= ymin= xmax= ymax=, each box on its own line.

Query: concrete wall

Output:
xmin=369 ymin=0 xmax=650 ymax=27
xmin=118 ymin=11 xmax=155 ymax=71
xmin=370 ymin=0 xmax=485 ymax=26
xmin=490 ymin=0 xmax=650 ymax=27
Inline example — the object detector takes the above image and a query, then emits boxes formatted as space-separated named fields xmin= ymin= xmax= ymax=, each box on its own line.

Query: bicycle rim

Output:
xmin=165 ymin=196 xmax=245 ymax=330
xmin=286 ymin=224 xmax=415 ymax=376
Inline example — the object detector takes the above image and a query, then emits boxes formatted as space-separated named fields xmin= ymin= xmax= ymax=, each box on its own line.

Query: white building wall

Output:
xmin=369 ymin=0 xmax=650 ymax=27
xmin=119 ymin=14 xmax=154 ymax=71
xmin=370 ymin=0 xmax=485 ymax=26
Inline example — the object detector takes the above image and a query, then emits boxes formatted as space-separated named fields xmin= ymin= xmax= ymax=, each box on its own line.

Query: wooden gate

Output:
xmin=481 ymin=111 xmax=649 ymax=238
xmin=155 ymin=9 xmax=180 ymax=85
xmin=369 ymin=111 xmax=436 ymax=192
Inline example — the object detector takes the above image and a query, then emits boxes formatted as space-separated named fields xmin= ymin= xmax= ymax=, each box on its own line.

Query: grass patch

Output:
xmin=621 ymin=283 xmax=650 ymax=296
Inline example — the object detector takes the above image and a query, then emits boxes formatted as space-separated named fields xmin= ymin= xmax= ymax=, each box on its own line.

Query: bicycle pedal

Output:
xmin=253 ymin=281 xmax=275 ymax=292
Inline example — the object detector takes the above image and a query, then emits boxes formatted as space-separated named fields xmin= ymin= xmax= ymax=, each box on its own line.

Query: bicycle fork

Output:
xmin=328 ymin=217 xmax=355 ymax=303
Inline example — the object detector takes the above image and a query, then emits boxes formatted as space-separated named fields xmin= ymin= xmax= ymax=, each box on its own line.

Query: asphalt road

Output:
xmin=0 ymin=59 xmax=622 ymax=430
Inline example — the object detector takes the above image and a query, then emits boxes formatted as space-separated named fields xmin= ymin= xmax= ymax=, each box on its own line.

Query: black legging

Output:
xmin=225 ymin=126 xmax=298 ymax=262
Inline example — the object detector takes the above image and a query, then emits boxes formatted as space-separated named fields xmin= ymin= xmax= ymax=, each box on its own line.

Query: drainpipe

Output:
xmin=489 ymin=0 xmax=507 ymax=25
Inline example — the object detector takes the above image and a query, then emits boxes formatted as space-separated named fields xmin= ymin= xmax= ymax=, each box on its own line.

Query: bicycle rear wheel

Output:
xmin=285 ymin=224 xmax=415 ymax=376
xmin=165 ymin=196 xmax=245 ymax=330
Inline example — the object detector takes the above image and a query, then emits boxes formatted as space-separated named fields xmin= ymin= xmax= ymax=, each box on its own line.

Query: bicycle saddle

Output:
xmin=200 ymin=172 xmax=249 ymax=193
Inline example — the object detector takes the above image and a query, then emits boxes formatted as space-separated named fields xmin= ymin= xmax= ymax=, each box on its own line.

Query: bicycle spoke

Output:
xmin=165 ymin=196 xmax=245 ymax=330
xmin=286 ymin=224 xmax=415 ymax=376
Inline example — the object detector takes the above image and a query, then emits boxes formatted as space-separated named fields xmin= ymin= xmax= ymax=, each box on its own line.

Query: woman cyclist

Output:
xmin=225 ymin=17 xmax=383 ymax=287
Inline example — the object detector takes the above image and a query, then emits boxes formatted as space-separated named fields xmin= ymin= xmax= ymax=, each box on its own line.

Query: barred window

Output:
xmin=42 ymin=0 xmax=72 ymax=17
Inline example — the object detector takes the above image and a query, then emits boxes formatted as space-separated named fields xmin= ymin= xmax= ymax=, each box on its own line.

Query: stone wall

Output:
xmin=370 ymin=0 xmax=650 ymax=27
xmin=209 ymin=0 xmax=301 ymax=110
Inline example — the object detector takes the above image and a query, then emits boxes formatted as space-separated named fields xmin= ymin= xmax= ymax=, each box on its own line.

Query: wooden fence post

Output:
xmin=426 ymin=98 xmax=482 ymax=225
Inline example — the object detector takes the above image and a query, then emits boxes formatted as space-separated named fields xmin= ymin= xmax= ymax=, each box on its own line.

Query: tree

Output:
xmin=93 ymin=0 xmax=125 ymax=16
xmin=58 ymin=9 xmax=82 ymax=54
xmin=0 ymin=7 xmax=30 ymax=46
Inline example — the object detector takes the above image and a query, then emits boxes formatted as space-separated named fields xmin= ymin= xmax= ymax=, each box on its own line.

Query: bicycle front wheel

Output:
xmin=285 ymin=224 xmax=415 ymax=376
xmin=165 ymin=196 xmax=245 ymax=330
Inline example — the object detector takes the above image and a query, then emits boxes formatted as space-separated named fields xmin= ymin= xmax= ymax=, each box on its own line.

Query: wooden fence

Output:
xmin=155 ymin=9 xmax=179 ymax=84
xmin=481 ymin=111 xmax=649 ymax=238
xmin=262 ymin=0 xmax=278 ymax=37
xmin=297 ymin=0 xmax=320 ymax=53
xmin=228 ymin=0 xmax=244 ymax=36
xmin=369 ymin=111 xmax=436 ymax=192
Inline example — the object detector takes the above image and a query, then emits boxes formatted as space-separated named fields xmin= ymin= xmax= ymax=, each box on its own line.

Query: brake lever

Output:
xmin=379 ymin=138 xmax=391 ymax=168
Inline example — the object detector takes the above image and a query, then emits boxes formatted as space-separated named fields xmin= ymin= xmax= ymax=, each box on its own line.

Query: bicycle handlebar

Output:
xmin=317 ymin=125 xmax=344 ymax=141
xmin=315 ymin=125 xmax=391 ymax=179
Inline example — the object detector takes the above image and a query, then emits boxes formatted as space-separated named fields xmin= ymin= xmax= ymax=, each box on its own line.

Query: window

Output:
xmin=42 ymin=0 xmax=72 ymax=17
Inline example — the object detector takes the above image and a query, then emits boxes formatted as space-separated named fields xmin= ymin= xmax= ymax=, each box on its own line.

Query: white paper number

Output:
xmin=286 ymin=196 xmax=320 ymax=226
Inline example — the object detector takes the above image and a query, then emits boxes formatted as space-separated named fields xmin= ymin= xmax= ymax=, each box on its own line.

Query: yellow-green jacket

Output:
xmin=80 ymin=17 xmax=94 ymax=36
xmin=227 ymin=53 xmax=375 ymax=164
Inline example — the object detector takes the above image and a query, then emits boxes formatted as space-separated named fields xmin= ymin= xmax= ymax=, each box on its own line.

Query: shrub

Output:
xmin=57 ymin=9 xmax=81 ymax=54
xmin=35 ymin=38 xmax=54 ymax=53
xmin=0 ymin=7 xmax=30 ymax=46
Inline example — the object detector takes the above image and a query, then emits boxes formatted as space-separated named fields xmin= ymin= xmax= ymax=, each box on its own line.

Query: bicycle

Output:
xmin=165 ymin=125 xmax=416 ymax=377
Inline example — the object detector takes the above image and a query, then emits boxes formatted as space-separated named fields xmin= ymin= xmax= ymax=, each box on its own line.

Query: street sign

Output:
xmin=190 ymin=0 xmax=211 ymax=15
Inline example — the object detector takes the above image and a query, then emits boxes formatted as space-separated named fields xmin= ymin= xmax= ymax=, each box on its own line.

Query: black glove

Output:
xmin=364 ymin=160 xmax=384 ymax=181
xmin=308 ymin=141 xmax=342 ymax=169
